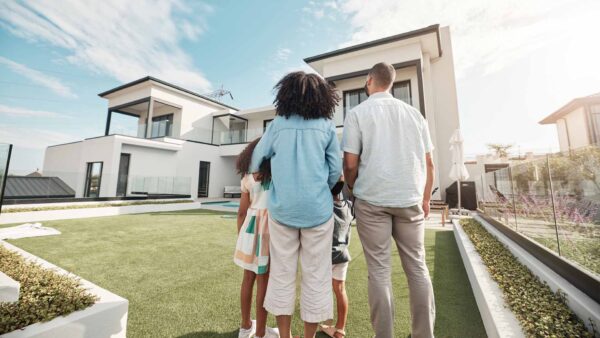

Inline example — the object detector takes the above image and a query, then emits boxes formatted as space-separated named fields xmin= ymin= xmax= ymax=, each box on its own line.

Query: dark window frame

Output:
xmin=84 ymin=161 xmax=103 ymax=198
xmin=150 ymin=113 xmax=174 ymax=138
xmin=263 ymin=119 xmax=273 ymax=131
xmin=342 ymin=80 xmax=412 ymax=121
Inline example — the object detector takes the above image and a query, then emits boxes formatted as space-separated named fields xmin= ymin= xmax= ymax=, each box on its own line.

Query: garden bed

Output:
xmin=0 ymin=243 xmax=97 ymax=334
xmin=0 ymin=241 xmax=128 ymax=337
xmin=460 ymin=218 xmax=594 ymax=337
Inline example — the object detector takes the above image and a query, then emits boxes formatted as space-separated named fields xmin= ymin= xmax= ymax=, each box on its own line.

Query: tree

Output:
xmin=487 ymin=143 xmax=513 ymax=159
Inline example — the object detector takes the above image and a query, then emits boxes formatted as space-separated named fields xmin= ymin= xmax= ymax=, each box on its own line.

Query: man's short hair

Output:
xmin=368 ymin=62 xmax=395 ymax=88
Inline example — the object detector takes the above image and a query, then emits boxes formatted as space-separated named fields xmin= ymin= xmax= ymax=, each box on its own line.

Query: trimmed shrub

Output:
xmin=0 ymin=246 xmax=97 ymax=334
xmin=460 ymin=218 xmax=593 ymax=337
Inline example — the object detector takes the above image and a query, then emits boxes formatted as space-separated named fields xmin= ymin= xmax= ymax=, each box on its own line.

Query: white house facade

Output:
xmin=43 ymin=24 xmax=461 ymax=200
xmin=539 ymin=93 xmax=600 ymax=152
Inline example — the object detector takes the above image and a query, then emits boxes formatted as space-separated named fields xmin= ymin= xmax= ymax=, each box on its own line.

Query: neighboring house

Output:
xmin=44 ymin=24 xmax=461 ymax=199
xmin=539 ymin=93 xmax=600 ymax=152
xmin=4 ymin=176 xmax=75 ymax=199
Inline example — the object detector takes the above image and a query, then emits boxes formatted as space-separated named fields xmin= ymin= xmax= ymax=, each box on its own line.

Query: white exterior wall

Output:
xmin=43 ymin=142 xmax=84 ymax=195
xmin=150 ymin=86 xmax=233 ymax=144
xmin=564 ymin=107 xmax=591 ymax=150
xmin=429 ymin=26 xmax=461 ymax=198
xmin=556 ymin=119 xmax=570 ymax=152
xmin=322 ymin=43 xmax=422 ymax=79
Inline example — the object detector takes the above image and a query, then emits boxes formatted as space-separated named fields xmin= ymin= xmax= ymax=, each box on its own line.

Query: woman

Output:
xmin=250 ymin=71 xmax=342 ymax=338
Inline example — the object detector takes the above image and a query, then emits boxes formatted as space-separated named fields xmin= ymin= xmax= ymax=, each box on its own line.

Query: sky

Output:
xmin=0 ymin=0 xmax=599 ymax=172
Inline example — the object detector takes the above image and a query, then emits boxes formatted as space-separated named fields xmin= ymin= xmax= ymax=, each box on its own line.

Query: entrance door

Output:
xmin=116 ymin=153 xmax=130 ymax=196
xmin=198 ymin=161 xmax=210 ymax=198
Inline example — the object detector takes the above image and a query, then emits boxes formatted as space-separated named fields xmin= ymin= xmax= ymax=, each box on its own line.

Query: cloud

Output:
xmin=0 ymin=56 xmax=76 ymax=98
xmin=313 ymin=0 xmax=600 ymax=78
xmin=0 ymin=124 xmax=79 ymax=149
xmin=275 ymin=48 xmax=292 ymax=62
xmin=0 ymin=104 xmax=67 ymax=118
xmin=0 ymin=0 xmax=214 ymax=92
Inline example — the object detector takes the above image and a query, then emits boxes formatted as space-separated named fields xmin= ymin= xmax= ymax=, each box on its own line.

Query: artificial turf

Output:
xmin=5 ymin=209 xmax=485 ymax=337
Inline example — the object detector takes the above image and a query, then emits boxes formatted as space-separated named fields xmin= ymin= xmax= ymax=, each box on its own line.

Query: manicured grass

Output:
xmin=6 ymin=209 xmax=485 ymax=337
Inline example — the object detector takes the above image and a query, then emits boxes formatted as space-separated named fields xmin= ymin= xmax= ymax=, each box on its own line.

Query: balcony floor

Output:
xmin=4 ymin=208 xmax=484 ymax=337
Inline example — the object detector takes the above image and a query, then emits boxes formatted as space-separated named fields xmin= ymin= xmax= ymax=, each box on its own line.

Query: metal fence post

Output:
xmin=508 ymin=167 xmax=518 ymax=231
xmin=546 ymin=154 xmax=561 ymax=256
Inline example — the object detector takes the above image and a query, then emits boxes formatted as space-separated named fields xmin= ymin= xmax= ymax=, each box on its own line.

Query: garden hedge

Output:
xmin=460 ymin=218 xmax=594 ymax=337
xmin=0 ymin=245 xmax=97 ymax=334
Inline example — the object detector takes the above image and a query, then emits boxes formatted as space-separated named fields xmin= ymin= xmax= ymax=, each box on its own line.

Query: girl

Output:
xmin=234 ymin=138 xmax=279 ymax=338
xmin=249 ymin=71 xmax=343 ymax=338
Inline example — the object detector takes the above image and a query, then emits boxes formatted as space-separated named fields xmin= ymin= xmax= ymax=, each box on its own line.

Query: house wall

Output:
xmin=321 ymin=42 xmax=422 ymax=79
xmin=150 ymin=86 xmax=233 ymax=144
xmin=556 ymin=119 xmax=570 ymax=152
xmin=563 ymin=107 xmax=590 ymax=150
xmin=428 ymin=26 xmax=461 ymax=198
xmin=43 ymin=142 xmax=85 ymax=196
xmin=120 ymin=144 xmax=178 ymax=195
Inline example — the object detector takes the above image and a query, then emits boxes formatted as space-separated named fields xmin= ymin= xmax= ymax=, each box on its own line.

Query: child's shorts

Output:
xmin=332 ymin=262 xmax=349 ymax=281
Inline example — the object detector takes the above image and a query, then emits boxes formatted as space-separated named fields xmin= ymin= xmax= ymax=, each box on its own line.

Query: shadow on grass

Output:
xmin=432 ymin=230 xmax=485 ymax=338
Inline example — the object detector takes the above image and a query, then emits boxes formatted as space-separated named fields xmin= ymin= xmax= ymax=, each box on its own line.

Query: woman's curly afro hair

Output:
xmin=273 ymin=71 xmax=340 ymax=120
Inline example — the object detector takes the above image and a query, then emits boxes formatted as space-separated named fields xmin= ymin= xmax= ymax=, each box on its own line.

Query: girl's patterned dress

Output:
xmin=233 ymin=174 xmax=271 ymax=274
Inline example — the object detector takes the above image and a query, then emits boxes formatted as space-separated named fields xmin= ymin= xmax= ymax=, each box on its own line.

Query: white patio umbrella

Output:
xmin=449 ymin=129 xmax=470 ymax=215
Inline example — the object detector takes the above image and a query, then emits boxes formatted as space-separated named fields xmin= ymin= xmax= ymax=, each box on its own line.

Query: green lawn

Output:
xmin=5 ymin=209 xmax=485 ymax=337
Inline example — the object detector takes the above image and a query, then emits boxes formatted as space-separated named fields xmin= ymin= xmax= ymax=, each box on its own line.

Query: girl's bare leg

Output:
xmin=333 ymin=279 xmax=348 ymax=337
xmin=240 ymin=269 xmax=256 ymax=329
xmin=255 ymin=272 xmax=269 ymax=337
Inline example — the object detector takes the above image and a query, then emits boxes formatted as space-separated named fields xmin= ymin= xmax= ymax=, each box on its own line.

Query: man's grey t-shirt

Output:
xmin=342 ymin=91 xmax=434 ymax=208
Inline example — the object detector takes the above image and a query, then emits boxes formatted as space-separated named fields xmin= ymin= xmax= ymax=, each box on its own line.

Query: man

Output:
xmin=342 ymin=62 xmax=436 ymax=338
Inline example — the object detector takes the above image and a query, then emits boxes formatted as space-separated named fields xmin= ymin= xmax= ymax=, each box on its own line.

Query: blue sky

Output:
xmin=1 ymin=0 xmax=599 ymax=172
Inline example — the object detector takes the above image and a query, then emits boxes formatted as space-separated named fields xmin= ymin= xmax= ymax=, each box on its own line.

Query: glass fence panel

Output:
xmin=511 ymin=159 xmax=559 ymax=252
xmin=549 ymin=147 xmax=600 ymax=275
xmin=480 ymin=169 xmax=516 ymax=229
xmin=0 ymin=144 xmax=12 ymax=209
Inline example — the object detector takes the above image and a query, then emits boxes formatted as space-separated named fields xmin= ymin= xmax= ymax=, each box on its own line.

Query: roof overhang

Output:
xmin=304 ymin=24 xmax=442 ymax=76
xmin=98 ymin=76 xmax=238 ymax=111
xmin=539 ymin=94 xmax=600 ymax=124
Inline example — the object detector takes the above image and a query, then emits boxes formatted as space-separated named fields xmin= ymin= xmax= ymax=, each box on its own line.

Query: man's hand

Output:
xmin=422 ymin=199 xmax=430 ymax=219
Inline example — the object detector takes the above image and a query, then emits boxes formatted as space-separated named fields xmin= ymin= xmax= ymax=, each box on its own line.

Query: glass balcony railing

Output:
xmin=476 ymin=144 xmax=600 ymax=276
xmin=214 ymin=127 xmax=265 ymax=145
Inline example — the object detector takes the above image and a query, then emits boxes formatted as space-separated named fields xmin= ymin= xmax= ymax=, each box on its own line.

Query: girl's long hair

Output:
xmin=236 ymin=137 xmax=271 ymax=186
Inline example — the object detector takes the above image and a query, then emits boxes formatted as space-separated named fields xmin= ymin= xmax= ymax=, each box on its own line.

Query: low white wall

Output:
xmin=0 ymin=241 xmax=128 ymax=338
xmin=453 ymin=220 xmax=524 ymax=338
xmin=472 ymin=214 xmax=600 ymax=333
xmin=0 ymin=202 xmax=202 ymax=224
xmin=0 ymin=271 xmax=19 ymax=303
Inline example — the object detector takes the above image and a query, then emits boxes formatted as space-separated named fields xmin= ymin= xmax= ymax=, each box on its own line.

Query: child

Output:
xmin=320 ymin=179 xmax=352 ymax=338
xmin=233 ymin=138 xmax=279 ymax=338
xmin=249 ymin=71 xmax=343 ymax=338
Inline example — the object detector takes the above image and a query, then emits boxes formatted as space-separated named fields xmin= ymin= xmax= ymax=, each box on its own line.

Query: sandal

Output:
xmin=333 ymin=329 xmax=346 ymax=338
xmin=319 ymin=324 xmax=346 ymax=338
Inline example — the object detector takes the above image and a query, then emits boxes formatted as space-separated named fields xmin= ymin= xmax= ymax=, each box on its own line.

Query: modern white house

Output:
xmin=540 ymin=92 xmax=600 ymax=152
xmin=43 ymin=24 xmax=461 ymax=200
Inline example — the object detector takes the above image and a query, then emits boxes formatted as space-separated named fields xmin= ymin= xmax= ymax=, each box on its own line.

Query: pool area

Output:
xmin=201 ymin=201 xmax=240 ymax=210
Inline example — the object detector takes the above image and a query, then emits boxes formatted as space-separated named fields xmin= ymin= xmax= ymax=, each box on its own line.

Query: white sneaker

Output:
xmin=256 ymin=326 xmax=280 ymax=338
xmin=238 ymin=320 xmax=256 ymax=338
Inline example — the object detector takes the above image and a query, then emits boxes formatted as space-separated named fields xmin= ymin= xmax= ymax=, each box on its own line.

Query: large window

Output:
xmin=151 ymin=114 xmax=173 ymax=138
xmin=343 ymin=80 xmax=412 ymax=119
xmin=84 ymin=162 xmax=103 ymax=198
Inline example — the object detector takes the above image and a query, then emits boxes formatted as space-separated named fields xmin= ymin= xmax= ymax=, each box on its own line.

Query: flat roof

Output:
xmin=539 ymin=92 xmax=600 ymax=124
xmin=98 ymin=76 xmax=238 ymax=111
xmin=304 ymin=24 xmax=441 ymax=63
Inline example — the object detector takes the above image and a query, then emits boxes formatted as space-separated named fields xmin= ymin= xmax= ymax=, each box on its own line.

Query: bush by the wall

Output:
xmin=0 ymin=246 xmax=98 ymax=334
xmin=460 ymin=218 xmax=594 ymax=337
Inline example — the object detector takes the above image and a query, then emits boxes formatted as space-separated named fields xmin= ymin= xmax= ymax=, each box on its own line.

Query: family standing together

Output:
xmin=233 ymin=62 xmax=436 ymax=338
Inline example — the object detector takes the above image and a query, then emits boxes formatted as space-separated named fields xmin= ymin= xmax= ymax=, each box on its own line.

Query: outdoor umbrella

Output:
xmin=449 ymin=129 xmax=470 ymax=214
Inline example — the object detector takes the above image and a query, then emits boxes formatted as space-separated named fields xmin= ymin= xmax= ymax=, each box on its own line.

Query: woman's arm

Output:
xmin=237 ymin=191 xmax=251 ymax=233
xmin=325 ymin=127 xmax=343 ymax=189
xmin=250 ymin=123 xmax=275 ymax=173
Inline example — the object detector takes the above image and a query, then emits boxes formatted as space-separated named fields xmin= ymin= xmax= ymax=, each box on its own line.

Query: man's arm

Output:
xmin=422 ymin=152 xmax=435 ymax=218
xmin=344 ymin=152 xmax=360 ymax=190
